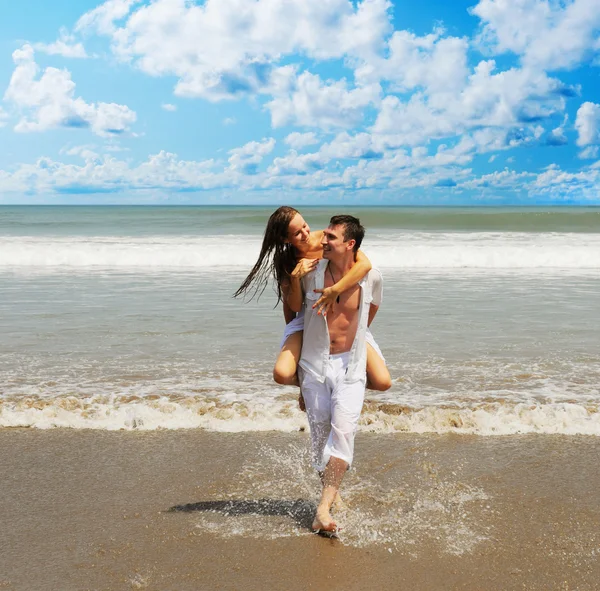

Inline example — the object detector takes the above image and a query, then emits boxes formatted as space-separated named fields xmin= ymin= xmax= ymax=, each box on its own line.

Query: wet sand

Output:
xmin=1 ymin=429 xmax=599 ymax=591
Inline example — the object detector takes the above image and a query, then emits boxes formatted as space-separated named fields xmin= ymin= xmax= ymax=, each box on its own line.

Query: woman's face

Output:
xmin=286 ymin=213 xmax=311 ymax=248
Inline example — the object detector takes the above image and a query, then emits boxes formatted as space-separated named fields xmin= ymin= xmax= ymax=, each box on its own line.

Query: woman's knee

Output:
xmin=273 ymin=361 xmax=297 ymax=385
xmin=367 ymin=373 xmax=392 ymax=391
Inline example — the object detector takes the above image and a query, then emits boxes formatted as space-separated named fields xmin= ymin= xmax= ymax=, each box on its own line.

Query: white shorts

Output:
xmin=300 ymin=352 xmax=366 ymax=472
xmin=281 ymin=312 xmax=385 ymax=362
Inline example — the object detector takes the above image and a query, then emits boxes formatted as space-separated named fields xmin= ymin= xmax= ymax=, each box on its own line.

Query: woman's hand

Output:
xmin=291 ymin=258 xmax=319 ymax=280
xmin=312 ymin=286 xmax=340 ymax=316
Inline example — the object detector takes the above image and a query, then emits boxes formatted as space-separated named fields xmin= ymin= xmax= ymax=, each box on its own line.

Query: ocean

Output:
xmin=1 ymin=205 xmax=600 ymax=435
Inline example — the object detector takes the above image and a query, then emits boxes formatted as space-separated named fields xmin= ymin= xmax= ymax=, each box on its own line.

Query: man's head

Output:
xmin=321 ymin=215 xmax=365 ymax=262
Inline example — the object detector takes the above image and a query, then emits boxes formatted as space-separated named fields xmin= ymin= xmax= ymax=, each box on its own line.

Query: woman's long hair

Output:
xmin=234 ymin=206 xmax=299 ymax=304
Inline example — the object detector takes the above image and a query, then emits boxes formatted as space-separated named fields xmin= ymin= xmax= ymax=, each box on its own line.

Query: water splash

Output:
xmin=192 ymin=443 xmax=490 ymax=554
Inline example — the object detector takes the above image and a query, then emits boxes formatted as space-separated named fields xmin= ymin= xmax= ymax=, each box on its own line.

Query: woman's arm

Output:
xmin=284 ymin=258 xmax=319 ymax=313
xmin=282 ymin=298 xmax=297 ymax=325
xmin=282 ymin=276 xmax=303 ymax=314
xmin=313 ymin=250 xmax=372 ymax=315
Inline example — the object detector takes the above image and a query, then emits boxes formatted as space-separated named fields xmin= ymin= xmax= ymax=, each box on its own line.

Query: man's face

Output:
xmin=321 ymin=224 xmax=353 ymax=259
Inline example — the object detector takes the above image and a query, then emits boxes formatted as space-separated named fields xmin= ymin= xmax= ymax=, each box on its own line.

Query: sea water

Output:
xmin=1 ymin=205 xmax=599 ymax=434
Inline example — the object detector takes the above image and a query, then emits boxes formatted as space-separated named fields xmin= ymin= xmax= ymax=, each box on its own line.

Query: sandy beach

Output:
xmin=1 ymin=429 xmax=599 ymax=590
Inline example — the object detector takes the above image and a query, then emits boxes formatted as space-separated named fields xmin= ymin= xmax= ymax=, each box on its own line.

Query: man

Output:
xmin=298 ymin=215 xmax=383 ymax=533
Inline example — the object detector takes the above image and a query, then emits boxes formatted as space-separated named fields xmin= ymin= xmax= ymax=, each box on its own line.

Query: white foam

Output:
xmin=2 ymin=395 xmax=600 ymax=435
xmin=1 ymin=232 xmax=599 ymax=273
xmin=192 ymin=442 xmax=490 ymax=553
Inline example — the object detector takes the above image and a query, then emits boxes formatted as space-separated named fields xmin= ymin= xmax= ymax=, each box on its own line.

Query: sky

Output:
xmin=0 ymin=0 xmax=599 ymax=205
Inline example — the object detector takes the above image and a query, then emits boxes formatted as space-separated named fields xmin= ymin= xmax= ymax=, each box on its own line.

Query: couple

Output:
xmin=235 ymin=207 xmax=390 ymax=533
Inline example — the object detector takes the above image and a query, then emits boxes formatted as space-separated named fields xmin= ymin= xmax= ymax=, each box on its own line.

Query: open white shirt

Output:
xmin=299 ymin=259 xmax=383 ymax=384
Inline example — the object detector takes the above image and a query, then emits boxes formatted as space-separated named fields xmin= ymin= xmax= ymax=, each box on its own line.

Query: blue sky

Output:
xmin=0 ymin=0 xmax=599 ymax=205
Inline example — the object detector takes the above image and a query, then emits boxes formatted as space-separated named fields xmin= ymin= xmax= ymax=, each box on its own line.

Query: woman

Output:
xmin=234 ymin=206 xmax=391 ymax=395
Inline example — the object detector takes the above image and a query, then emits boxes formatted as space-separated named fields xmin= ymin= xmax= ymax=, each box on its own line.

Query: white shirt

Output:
xmin=299 ymin=259 xmax=383 ymax=384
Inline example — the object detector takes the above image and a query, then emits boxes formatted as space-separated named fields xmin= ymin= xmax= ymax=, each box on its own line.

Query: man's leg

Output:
xmin=313 ymin=365 xmax=366 ymax=532
xmin=313 ymin=456 xmax=347 ymax=532
xmin=299 ymin=370 xmax=333 ymax=475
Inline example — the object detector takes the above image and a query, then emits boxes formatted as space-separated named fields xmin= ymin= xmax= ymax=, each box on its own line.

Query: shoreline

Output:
xmin=1 ymin=429 xmax=599 ymax=590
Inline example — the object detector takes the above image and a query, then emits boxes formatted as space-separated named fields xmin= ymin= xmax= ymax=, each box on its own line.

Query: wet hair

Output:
xmin=233 ymin=206 xmax=299 ymax=303
xmin=329 ymin=214 xmax=364 ymax=252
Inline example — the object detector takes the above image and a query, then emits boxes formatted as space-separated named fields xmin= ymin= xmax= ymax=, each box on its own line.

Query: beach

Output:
xmin=1 ymin=206 xmax=600 ymax=589
xmin=2 ymin=429 xmax=599 ymax=590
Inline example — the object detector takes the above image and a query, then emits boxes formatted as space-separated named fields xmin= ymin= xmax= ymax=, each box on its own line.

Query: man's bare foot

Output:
xmin=312 ymin=506 xmax=337 ymax=532
xmin=332 ymin=492 xmax=344 ymax=511
xmin=298 ymin=392 xmax=306 ymax=412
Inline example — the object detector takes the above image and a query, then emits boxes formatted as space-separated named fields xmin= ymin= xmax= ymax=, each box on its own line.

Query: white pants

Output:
xmin=300 ymin=352 xmax=366 ymax=472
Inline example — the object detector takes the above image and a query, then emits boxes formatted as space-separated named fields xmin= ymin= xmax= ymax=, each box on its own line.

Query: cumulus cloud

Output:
xmin=0 ymin=106 xmax=8 ymax=127
xmin=546 ymin=126 xmax=568 ymax=146
xmin=227 ymin=138 xmax=276 ymax=174
xmin=372 ymin=60 xmax=571 ymax=148
xmin=76 ymin=0 xmax=140 ymax=36
xmin=266 ymin=69 xmax=380 ymax=128
xmin=285 ymin=132 xmax=319 ymax=150
xmin=471 ymin=0 xmax=600 ymax=70
xmin=579 ymin=146 xmax=599 ymax=159
xmin=161 ymin=103 xmax=177 ymax=111
xmin=532 ymin=163 xmax=600 ymax=200
xmin=3 ymin=44 xmax=136 ymax=137
xmin=1 ymin=136 xmax=598 ymax=200
xmin=34 ymin=28 xmax=88 ymax=58
xmin=76 ymin=0 xmax=391 ymax=101
xmin=356 ymin=29 xmax=469 ymax=93
xmin=461 ymin=168 xmax=534 ymax=190
xmin=575 ymin=102 xmax=600 ymax=146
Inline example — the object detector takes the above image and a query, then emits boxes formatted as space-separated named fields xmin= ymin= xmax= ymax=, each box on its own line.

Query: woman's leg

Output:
xmin=366 ymin=343 xmax=392 ymax=391
xmin=273 ymin=330 xmax=303 ymax=386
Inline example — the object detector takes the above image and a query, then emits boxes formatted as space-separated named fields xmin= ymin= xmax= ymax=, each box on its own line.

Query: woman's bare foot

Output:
xmin=311 ymin=505 xmax=337 ymax=532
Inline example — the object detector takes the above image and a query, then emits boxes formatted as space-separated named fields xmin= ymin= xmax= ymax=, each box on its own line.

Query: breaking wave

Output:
xmin=2 ymin=394 xmax=600 ymax=435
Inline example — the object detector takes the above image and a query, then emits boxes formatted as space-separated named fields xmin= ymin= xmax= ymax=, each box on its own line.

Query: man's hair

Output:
xmin=329 ymin=215 xmax=365 ymax=252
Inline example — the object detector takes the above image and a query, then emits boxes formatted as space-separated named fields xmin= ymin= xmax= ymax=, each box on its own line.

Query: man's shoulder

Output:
xmin=365 ymin=266 xmax=383 ymax=285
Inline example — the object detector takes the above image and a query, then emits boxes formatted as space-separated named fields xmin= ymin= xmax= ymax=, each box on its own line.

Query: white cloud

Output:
xmin=76 ymin=0 xmax=140 ymax=36
xmin=532 ymin=163 xmax=600 ymax=199
xmin=575 ymin=102 xmax=600 ymax=146
xmin=3 ymin=44 xmax=136 ymax=137
xmin=356 ymin=29 xmax=469 ymax=94
xmin=373 ymin=61 xmax=569 ymax=147
xmin=266 ymin=69 xmax=380 ymax=129
xmin=285 ymin=132 xmax=319 ymax=150
xmin=547 ymin=126 xmax=568 ymax=146
xmin=34 ymin=28 xmax=88 ymax=58
xmin=223 ymin=117 xmax=236 ymax=126
xmin=579 ymin=146 xmax=599 ymax=159
xmin=471 ymin=0 xmax=600 ymax=70
xmin=64 ymin=145 xmax=102 ymax=161
xmin=461 ymin=168 xmax=533 ymax=190
xmin=76 ymin=0 xmax=391 ymax=101
xmin=0 ymin=106 xmax=8 ymax=127
xmin=228 ymin=138 xmax=276 ymax=174
xmin=161 ymin=103 xmax=177 ymax=111
xmin=0 ymin=150 xmax=224 ymax=195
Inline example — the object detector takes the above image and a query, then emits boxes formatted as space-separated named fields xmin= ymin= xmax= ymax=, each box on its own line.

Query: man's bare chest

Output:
xmin=324 ymin=275 xmax=361 ymax=313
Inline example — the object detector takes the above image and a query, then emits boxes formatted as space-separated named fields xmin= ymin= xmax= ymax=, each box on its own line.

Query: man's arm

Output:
xmin=368 ymin=268 xmax=383 ymax=327
xmin=313 ymin=250 xmax=372 ymax=315
xmin=368 ymin=304 xmax=379 ymax=327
